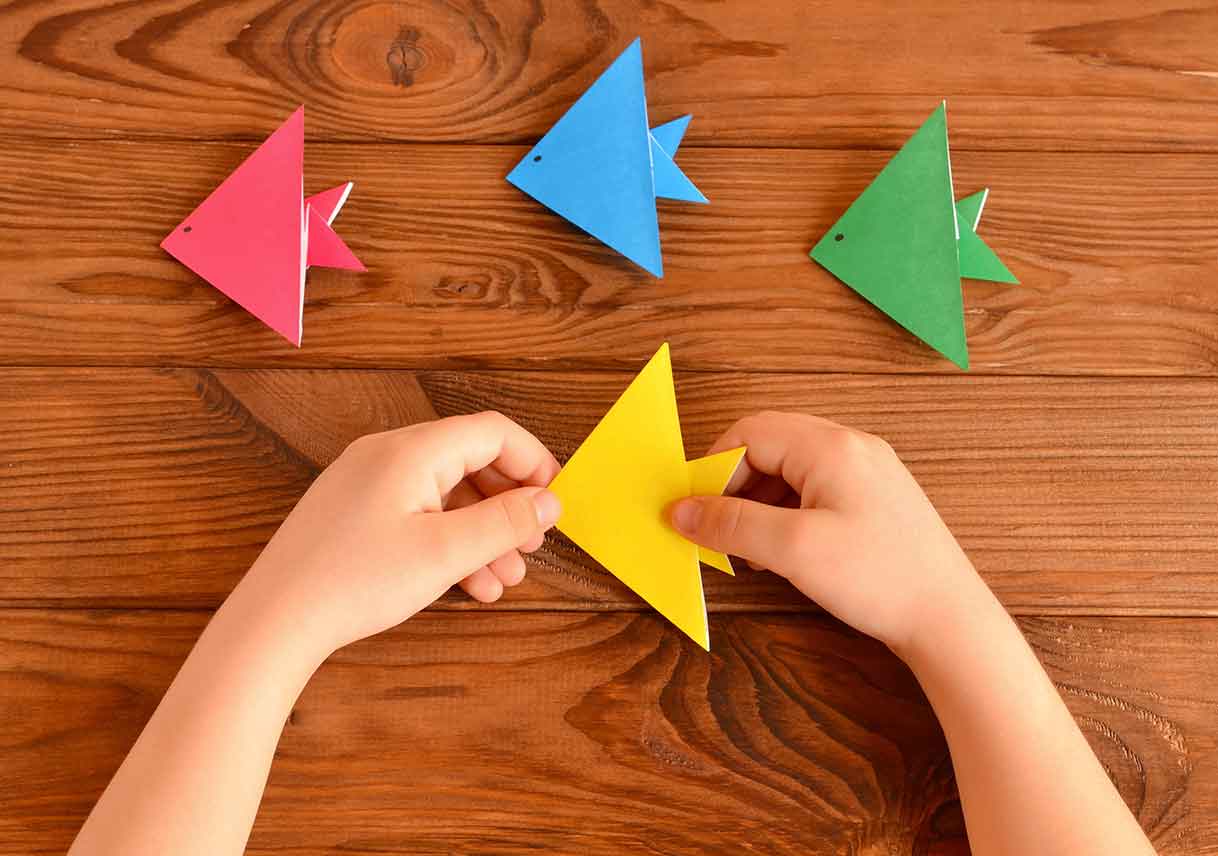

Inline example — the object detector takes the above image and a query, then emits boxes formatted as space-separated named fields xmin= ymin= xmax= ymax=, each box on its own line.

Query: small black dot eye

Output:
xmin=183 ymin=226 xmax=192 ymax=233
xmin=834 ymin=233 xmax=844 ymax=242
xmin=532 ymin=155 xmax=542 ymax=162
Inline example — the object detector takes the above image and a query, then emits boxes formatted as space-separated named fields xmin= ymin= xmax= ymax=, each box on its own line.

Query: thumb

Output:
xmin=426 ymin=487 xmax=561 ymax=577
xmin=669 ymin=495 xmax=825 ymax=573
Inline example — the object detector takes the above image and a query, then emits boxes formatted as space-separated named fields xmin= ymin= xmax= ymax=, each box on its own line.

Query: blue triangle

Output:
xmin=506 ymin=39 xmax=663 ymax=277
xmin=650 ymin=115 xmax=691 ymax=156
xmin=651 ymin=136 xmax=707 ymax=203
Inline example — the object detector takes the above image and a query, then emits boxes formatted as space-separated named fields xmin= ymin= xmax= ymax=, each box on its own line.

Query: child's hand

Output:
xmin=669 ymin=411 xmax=986 ymax=656
xmin=235 ymin=412 xmax=561 ymax=659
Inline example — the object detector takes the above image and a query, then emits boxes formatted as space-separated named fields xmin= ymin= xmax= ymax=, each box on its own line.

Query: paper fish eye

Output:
xmin=532 ymin=154 xmax=542 ymax=162
xmin=183 ymin=226 xmax=193 ymax=233
xmin=834 ymin=233 xmax=844 ymax=242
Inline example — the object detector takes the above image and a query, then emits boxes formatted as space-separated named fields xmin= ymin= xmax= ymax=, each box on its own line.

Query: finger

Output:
xmin=707 ymin=411 xmax=866 ymax=502
xmin=739 ymin=474 xmax=793 ymax=507
xmin=518 ymin=531 xmax=545 ymax=553
xmin=459 ymin=566 xmax=503 ymax=603
xmin=443 ymin=479 xmax=484 ymax=511
xmin=489 ymin=550 xmax=527 ymax=587
xmin=469 ymin=464 xmax=521 ymax=499
xmin=424 ymin=487 xmax=561 ymax=578
xmin=396 ymin=412 xmax=561 ymax=497
xmin=669 ymin=494 xmax=831 ymax=573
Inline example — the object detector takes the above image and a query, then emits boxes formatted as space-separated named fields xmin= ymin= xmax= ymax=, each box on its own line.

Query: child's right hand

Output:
xmin=669 ymin=411 xmax=991 ymax=658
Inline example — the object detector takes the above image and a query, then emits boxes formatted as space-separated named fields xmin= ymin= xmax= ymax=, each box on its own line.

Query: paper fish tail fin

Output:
xmin=955 ymin=189 xmax=989 ymax=231
xmin=305 ymin=182 xmax=354 ymax=225
xmin=650 ymin=114 xmax=693 ymax=155
xmin=306 ymin=206 xmax=366 ymax=271
xmin=956 ymin=190 xmax=1018 ymax=284
xmin=650 ymin=137 xmax=708 ymax=204
xmin=958 ymin=229 xmax=1019 ymax=284
xmin=687 ymin=446 xmax=747 ymax=574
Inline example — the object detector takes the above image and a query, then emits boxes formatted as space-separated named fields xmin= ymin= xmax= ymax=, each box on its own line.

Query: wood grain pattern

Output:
xmin=0 ymin=609 xmax=1209 ymax=855
xmin=4 ymin=3 xmax=1217 ymax=852
xmin=2 ymin=141 xmax=1217 ymax=374
xmin=1 ymin=1 xmax=1217 ymax=151
xmin=3 ymin=367 xmax=1214 ymax=613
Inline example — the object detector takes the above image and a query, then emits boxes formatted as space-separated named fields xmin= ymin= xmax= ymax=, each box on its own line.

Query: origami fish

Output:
xmin=810 ymin=102 xmax=1017 ymax=370
xmin=549 ymin=343 xmax=745 ymax=649
xmin=161 ymin=107 xmax=365 ymax=346
xmin=506 ymin=38 xmax=707 ymax=278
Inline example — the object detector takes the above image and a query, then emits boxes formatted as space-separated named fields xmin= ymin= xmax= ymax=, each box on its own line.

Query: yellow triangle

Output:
xmin=687 ymin=446 xmax=747 ymax=575
xmin=549 ymin=343 xmax=709 ymax=650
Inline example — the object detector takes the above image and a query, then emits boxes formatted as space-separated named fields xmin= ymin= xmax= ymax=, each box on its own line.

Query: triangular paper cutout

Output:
xmin=687 ymin=447 xmax=747 ymax=574
xmin=306 ymin=206 xmax=366 ymax=271
xmin=651 ymin=115 xmax=692 ymax=156
xmin=651 ymin=136 xmax=708 ymax=203
xmin=161 ymin=107 xmax=306 ymax=345
xmin=306 ymin=182 xmax=354 ymax=226
xmin=549 ymin=343 xmax=709 ymax=649
xmin=810 ymin=102 xmax=969 ymax=370
xmin=956 ymin=189 xmax=987 ymax=232
xmin=956 ymin=190 xmax=1019 ymax=284
xmin=506 ymin=39 xmax=661 ymax=276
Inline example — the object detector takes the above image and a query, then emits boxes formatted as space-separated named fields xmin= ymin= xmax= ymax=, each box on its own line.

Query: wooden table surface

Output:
xmin=2 ymin=2 xmax=1216 ymax=854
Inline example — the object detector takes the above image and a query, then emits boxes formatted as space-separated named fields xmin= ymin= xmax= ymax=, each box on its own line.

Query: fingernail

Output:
xmin=532 ymin=489 xmax=562 ymax=528
xmin=670 ymin=498 xmax=703 ymax=534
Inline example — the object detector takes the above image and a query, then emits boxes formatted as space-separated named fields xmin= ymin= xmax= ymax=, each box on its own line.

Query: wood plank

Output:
xmin=2 ymin=142 xmax=1217 ymax=374
xmin=2 ymin=367 xmax=1215 ymax=613
xmin=0 ymin=609 xmax=1210 ymax=854
xmin=1 ymin=1 xmax=1217 ymax=151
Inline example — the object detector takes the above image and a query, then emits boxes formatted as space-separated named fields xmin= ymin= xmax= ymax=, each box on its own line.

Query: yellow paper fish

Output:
xmin=549 ymin=343 xmax=745 ymax=649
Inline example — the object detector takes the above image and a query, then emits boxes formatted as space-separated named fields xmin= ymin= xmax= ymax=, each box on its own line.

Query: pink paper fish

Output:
xmin=161 ymin=107 xmax=364 ymax=346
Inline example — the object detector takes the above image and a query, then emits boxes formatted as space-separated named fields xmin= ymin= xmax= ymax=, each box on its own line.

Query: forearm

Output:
xmin=903 ymin=575 xmax=1155 ymax=856
xmin=70 ymin=573 xmax=327 ymax=856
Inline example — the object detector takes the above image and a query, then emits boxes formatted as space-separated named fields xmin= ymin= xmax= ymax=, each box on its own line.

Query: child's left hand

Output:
xmin=231 ymin=412 xmax=561 ymax=660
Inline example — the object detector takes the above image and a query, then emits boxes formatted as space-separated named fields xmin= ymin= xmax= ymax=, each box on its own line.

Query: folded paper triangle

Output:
xmin=687 ymin=447 xmax=747 ymax=574
xmin=160 ymin=108 xmax=364 ymax=345
xmin=956 ymin=189 xmax=1019 ymax=284
xmin=305 ymin=182 xmax=354 ymax=226
xmin=810 ymin=103 xmax=1017 ymax=370
xmin=506 ymin=39 xmax=706 ymax=278
xmin=306 ymin=206 xmax=366 ymax=272
xmin=550 ymin=344 xmax=740 ymax=650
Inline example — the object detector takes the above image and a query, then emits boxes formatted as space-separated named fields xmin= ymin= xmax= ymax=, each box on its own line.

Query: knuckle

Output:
xmin=828 ymin=428 xmax=868 ymax=460
xmin=496 ymin=493 xmax=538 ymax=542
xmin=707 ymin=499 xmax=744 ymax=545
xmin=475 ymin=409 xmax=509 ymax=427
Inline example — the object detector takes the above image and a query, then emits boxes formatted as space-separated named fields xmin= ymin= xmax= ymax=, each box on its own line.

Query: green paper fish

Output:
xmin=810 ymin=103 xmax=1018 ymax=371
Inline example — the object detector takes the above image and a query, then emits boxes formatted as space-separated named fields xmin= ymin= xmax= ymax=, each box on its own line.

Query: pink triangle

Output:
xmin=161 ymin=108 xmax=306 ymax=346
xmin=305 ymin=183 xmax=353 ymax=225
xmin=307 ymin=205 xmax=366 ymax=271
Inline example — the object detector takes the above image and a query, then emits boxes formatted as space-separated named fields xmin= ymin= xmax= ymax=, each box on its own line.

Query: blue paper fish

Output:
xmin=506 ymin=38 xmax=708 ymax=277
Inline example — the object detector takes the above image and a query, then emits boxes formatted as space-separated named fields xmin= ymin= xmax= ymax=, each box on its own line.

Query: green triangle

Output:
xmin=956 ymin=189 xmax=987 ymax=231
xmin=955 ymin=190 xmax=1019 ymax=284
xmin=810 ymin=103 xmax=968 ymax=370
